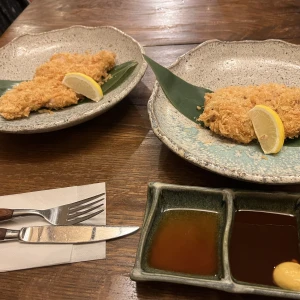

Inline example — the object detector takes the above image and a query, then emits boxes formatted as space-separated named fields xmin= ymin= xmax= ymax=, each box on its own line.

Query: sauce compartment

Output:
xmin=147 ymin=209 xmax=219 ymax=277
xmin=131 ymin=182 xmax=229 ymax=288
xmin=229 ymin=191 xmax=300 ymax=289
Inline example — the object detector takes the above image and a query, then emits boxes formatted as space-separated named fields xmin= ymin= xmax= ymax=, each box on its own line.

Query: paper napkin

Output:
xmin=0 ymin=182 xmax=106 ymax=272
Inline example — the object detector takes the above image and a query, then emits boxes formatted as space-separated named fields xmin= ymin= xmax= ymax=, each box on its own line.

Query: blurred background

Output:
xmin=0 ymin=0 xmax=30 ymax=36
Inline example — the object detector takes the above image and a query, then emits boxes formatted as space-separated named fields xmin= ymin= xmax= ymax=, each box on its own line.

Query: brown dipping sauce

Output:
xmin=229 ymin=210 xmax=300 ymax=286
xmin=147 ymin=209 xmax=219 ymax=276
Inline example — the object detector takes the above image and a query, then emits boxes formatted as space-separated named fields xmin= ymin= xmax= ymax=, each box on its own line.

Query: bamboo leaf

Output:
xmin=78 ymin=60 xmax=138 ymax=104
xmin=0 ymin=80 xmax=21 ymax=97
xmin=101 ymin=60 xmax=138 ymax=94
xmin=143 ymin=54 xmax=212 ymax=123
xmin=284 ymin=138 xmax=300 ymax=147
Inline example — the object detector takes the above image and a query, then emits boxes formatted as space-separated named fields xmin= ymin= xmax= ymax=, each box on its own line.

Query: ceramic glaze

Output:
xmin=148 ymin=40 xmax=300 ymax=184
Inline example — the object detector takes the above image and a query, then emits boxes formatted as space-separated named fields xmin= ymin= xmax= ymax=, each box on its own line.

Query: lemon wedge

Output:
xmin=62 ymin=73 xmax=103 ymax=102
xmin=248 ymin=105 xmax=285 ymax=154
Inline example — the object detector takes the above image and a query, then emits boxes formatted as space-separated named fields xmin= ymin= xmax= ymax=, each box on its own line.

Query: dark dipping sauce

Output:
xmin=147 ymin=209 xmax=219 ymax=276
xmin=229 ymin=210 xmax=300 ymax=286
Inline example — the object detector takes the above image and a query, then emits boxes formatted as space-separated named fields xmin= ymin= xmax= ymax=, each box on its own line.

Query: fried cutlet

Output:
xmin=198 ymin=83 xmax=300 ymax=144
xmin=0 ymin=50 xmax=116 ymax=120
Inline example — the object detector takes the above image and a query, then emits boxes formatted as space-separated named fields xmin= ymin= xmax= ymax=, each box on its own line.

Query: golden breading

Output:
xmin=199 ymin=83 xmax=300 ymax=144
xmin=0 ymin=50 xmax=116 ymax=120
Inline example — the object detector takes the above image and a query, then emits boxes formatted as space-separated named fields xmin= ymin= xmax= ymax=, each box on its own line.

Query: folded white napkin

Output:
xmin=0 ymin=182 xmax=106 ymax=272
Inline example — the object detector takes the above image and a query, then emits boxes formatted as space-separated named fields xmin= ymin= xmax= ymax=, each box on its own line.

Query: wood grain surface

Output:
xmin=1 ymin=0 xmax=300 ymax=47
xmin=0 ymin=0 xmax=300 ymax=299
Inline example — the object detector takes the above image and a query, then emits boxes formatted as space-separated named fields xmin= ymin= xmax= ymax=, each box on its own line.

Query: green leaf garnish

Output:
xmin=0 ymin=80 xmax=21 ymax=97
xmin=143 ymin=54 xmax=212 ymax=123
xmin=144 ymin=54 xmax=300 ymax=147
xmin=283 ymin=138 xmax=300 ymax=147
xmin=101 ymin=60 xmax=138 ymax=94
xmin=78 ymin=60 xmax=138 ymax=105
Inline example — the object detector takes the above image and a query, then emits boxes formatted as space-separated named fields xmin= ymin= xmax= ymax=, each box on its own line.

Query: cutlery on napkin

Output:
xmin=0 ymin=182 xmax=106 ymax=272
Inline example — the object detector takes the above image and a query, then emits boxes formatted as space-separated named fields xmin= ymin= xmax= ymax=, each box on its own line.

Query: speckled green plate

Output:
xmin=0 ymin=26 xmax=147 ymax=133
xmin=148 ymin=40 xmax=300 ymax=184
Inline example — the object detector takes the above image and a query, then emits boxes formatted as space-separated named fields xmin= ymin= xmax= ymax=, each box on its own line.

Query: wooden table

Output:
xmin=0 ymin=1 xmax=300 ymax=299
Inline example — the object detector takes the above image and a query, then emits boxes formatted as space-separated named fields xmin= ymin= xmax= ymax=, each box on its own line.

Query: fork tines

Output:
xmin=68 ymin=193 xmax=105 ymax=223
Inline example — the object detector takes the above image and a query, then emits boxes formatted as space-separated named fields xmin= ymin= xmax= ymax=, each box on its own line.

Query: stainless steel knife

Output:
xmin=0 ymin=225 xmax=139 ymax=244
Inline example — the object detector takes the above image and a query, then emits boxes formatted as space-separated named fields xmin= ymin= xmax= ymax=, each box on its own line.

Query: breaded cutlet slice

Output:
xmin=0 ymin=50 xmax=116 ymax=120
xmin=199 ymin=83 xmax=300 ymax=144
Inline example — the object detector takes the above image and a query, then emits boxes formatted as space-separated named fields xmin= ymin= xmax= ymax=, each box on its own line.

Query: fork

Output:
xmin=0 ymin=193 xmax=105 ymax=225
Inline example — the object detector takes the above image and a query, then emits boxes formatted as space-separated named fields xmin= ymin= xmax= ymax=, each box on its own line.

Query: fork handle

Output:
xmin=0 ymin=209 xmax=14 ymax=221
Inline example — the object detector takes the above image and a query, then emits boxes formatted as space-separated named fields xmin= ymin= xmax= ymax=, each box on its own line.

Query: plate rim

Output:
xmin=0 ymin=25 xmax=147 ymax=133
xmin=147 ymin=39 xmax=300 ymax=184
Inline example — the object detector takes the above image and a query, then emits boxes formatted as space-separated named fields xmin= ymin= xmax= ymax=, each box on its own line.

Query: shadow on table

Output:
xmin=0 ymin=95 xmax=149 ymax=163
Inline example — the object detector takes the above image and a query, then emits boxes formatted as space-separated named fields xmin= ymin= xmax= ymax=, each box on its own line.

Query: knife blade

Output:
xmin=0 ymin=225 xmax=139 ymax=244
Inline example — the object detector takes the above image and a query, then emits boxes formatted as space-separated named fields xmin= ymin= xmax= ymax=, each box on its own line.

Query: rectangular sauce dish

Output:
xmin=131 ymin=182 xmax=300 ymax=299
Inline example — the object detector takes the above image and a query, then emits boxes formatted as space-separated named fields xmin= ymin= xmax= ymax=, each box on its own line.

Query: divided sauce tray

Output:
xmin=131 ymin=182 xmax=300 ymax=299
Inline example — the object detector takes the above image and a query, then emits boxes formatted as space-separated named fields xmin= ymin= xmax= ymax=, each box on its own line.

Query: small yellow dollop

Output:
xmin=273 ymin=262 xmax=300 ymax=291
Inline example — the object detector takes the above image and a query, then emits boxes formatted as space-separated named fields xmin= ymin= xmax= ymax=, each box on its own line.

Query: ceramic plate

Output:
xmin=148 ymin=40 xmax=300 ymax=184
xmin=0 ymin=26 xmax=147 ymax=133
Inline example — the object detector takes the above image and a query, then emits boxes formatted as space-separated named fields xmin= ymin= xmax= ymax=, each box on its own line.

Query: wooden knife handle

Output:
xmin=0 ymin=228 xmax=7 ymax=241
xmin=0 ymin=209 xmax=14 ymax=221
